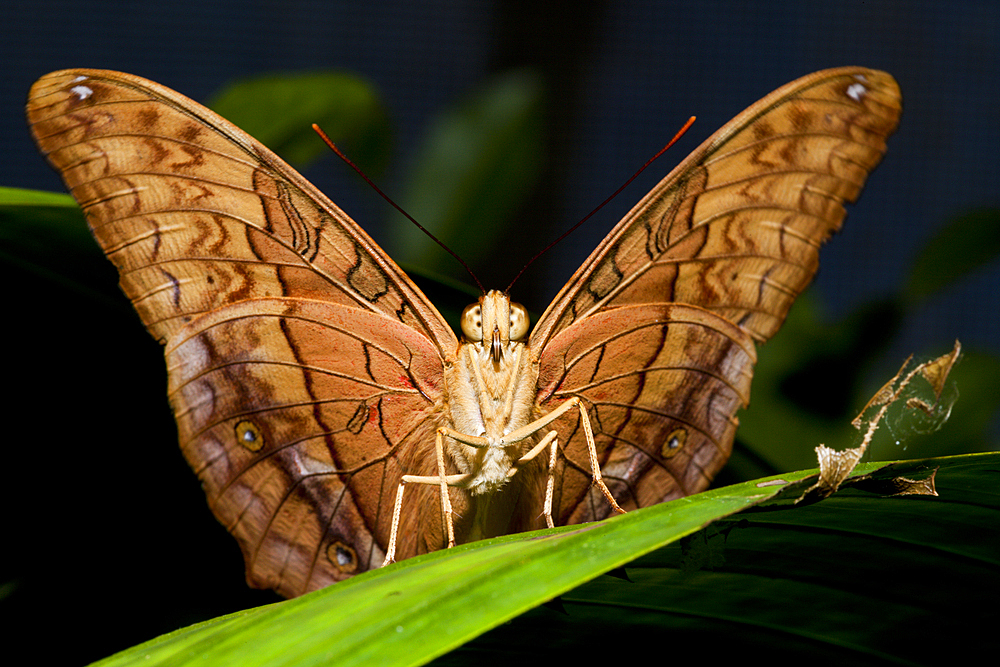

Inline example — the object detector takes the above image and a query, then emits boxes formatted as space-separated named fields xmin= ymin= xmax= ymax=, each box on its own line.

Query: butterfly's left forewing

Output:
xmin=27 ymin=69 xmax=458 ymax=596
xmin=534 ymin=68 xmax=902 ymax=520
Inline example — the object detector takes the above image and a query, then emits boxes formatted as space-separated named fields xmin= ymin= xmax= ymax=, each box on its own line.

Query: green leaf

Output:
xmin=208 ymin=71 xmax=391 ymax=173
xmin=450 ymin=454 xmax=998 ymax=665
xmin=0 ymin=186 xmax=89 ymax=257
xmin=0 ymin=186 xmax=122 ymax=307
xmin=390 ymin=69 xmax=546 ymax=270
xmin=91 ymin=467 xmax=801 ymax=666
xmin=907 ymin=207 xmax=1000 ymax=301
xmin=90 ymin=453 xmax=996 ymax=667
xmin=0 ymin=185 xmax=77 ymax=207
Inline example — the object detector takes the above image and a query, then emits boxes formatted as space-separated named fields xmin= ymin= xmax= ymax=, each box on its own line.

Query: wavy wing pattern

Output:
xmin=533 ymin=69 xmax=901 ymax=520
xmin=27 ymin=67 xmax=901 ymax=596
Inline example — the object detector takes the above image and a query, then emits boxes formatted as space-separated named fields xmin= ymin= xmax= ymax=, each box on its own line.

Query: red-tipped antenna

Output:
xmin=504 ymin=116 xmax=696 ymax=293
xmin=312 ymin=124 xmax=486 ymax=294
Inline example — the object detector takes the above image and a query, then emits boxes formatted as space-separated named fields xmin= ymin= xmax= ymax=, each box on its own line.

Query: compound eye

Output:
xmin=460 ymin=303 xmax=484 ymax=341
xmin=508 ymin=302 xmax=529 ymax=341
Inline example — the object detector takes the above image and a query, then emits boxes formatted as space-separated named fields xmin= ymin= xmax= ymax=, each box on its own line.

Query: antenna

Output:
xmin=504 ymin=116 xmax=696 ymax=293
xmin=312 ymin=124 xmax=486 ymax=294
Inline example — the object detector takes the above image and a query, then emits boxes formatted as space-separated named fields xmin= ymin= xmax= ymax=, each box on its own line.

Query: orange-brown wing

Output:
xmin=167 ymin=299 xmax=446 ymax=595
xmin=537 ymin=304 xmax=756 ymax=522
xmin=26 ymin=69 xmax=458 ymax=595
xmin=532 ymin=68 xmax=902 ymax=521
xmin=26 ymin=69 xmax=456 ymax=351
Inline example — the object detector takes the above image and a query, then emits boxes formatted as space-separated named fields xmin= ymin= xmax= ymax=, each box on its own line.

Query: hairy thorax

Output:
xmin=443 ymin=338 xmax=540 ymax=496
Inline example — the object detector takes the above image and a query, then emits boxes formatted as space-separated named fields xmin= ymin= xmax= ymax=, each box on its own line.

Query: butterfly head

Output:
xmin=461 ymin=291 xmax=529 ymax=363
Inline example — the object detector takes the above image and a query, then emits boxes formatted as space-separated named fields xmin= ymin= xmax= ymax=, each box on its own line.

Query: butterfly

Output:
xmin=26 ymin=67 xmax=900 ymax=597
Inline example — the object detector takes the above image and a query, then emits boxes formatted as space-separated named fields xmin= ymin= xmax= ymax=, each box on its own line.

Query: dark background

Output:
xmin=2 ymin=1 xmax=997 ymax=664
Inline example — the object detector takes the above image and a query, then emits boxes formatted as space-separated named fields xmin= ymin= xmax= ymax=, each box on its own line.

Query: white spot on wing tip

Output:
xmin=70 ymin=84 xmax=93 ymax=100
xmin=71 ymin=75 xmax=88 ymax=83
xmin=846 ymin=82 xmax=866 ymax=102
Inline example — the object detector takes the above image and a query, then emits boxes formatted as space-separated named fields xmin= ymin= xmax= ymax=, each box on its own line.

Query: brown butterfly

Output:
xmin=26 ymin=67 xmax=900 ymax=598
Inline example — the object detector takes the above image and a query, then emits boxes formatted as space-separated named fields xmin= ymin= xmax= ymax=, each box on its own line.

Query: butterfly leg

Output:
xmin=382 ymin=480 xmax=407 ymax=566
xmin=499 ymin=397 xmax=625 ymax=516
xmin=505 ymin=430 xmax=559 ymax=528
xmin=380 ymin=442 xmax=474 ymax=568
xmin=434 ymin=427 xmax=457 ymax=549
xmin=573 ymin=399 xmax=626 ymax=515
xmin=543 ymin=432 xmax=558 ymax=528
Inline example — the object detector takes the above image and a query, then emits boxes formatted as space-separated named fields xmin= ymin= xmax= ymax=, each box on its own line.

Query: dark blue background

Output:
xmin=5 ymin=1 xmax=998 ymax=357
xmin=2 ymin=2 xmax=997 ymax=663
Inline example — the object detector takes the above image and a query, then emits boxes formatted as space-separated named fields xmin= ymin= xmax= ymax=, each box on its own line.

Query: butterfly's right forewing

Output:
xmin=26 ymin=69 xmax=456 ymax=350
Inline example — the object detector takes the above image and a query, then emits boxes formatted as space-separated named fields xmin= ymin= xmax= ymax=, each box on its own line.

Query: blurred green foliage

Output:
xmin=389 ymin=69 xmax=545 ymax=272
xmin=208 ymin=71 xmax=391 ymax=174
